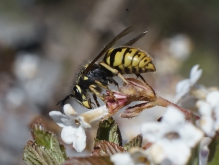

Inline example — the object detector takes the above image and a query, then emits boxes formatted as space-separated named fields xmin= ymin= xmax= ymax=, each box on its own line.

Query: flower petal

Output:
xmin=190 ymin=64 xmax=202 ymax=85
xmin=141 ymin=122 xmax=162 ymax=142
xmin=206 ymin=91 xmax=219 ymax=108
xmin=176 ymin=79 xmax=190 ymax=94
xmin=49 ymin=111 xmax=69 ymax=127
xmin=197 ymin=100 xmax=212 ymax=116
xmin=63 ymin=104 xmax=78 ymax=117
xmin=72 ymin=126 xmax=86 ymax=152
xmin=162 ymin=106 xmax=185 ymax=125
xmin=179 ymin=124 xmax=203 ymax=147
xmin=110 ymin=153 xmax=135 ymax=165
xmin=162 ymin=140 xmax=191 ymax=165
xmin=199 ymin=116 xmax=215 ymax=137
xmin=61 ymin=126 xmax=77 ymax=144
xmin=174 ymin=79 xmax=190 ymax=103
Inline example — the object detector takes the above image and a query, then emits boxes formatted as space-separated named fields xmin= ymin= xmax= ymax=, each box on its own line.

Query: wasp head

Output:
xmin=73 ymin=85 xmax=92 ymax=109
xmin=57 ymin=85 xmax=92 ymax=109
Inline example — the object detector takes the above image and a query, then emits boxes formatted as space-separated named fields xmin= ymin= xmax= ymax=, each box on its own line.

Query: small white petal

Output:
xmin=80 ymin=105 xmax=109 ymax=124
xmin=161 ymin=140 xmax=191 ymax=165
xmin=61 ymin=126 xmax=77 ymax=144
xmin=174 ymin=79 xmax=190 ymax=103
xmin=49 ymin=111 xmax=69 ymax=127
xmin=176 ymin=79 xmax=190 ymax=94
xmin=147 ymin=143 xmax=165 ymax=164
xmin=141 ymin=122 xmax=162 ymax=142
xmin=179 ymin=124 xmax=203 ymax=147
xmin=199 ymin=117 xmax=215 ymax=137
xmin=190 ymin=64 xmax=202 ymax=85
xmin=206 ymin=91 xmax=219 ymax=108
xmin=63 ymin=104 xmax=78 ymax=117
xmin=72 ymin=126 xmax=86 ymax=152
xmin=111 ymin=153 xmax=135 ymax=165
xmin=162 ymin=106 xmax=185 ymax=125
xmin=197 ymin=100 xmax=212 ymax=116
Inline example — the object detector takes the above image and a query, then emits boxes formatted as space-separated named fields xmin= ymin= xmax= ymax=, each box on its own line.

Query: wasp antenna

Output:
xmin=143 ymin=30 xmax=148 ymax=34
xmin=56 ymin=94 xmax=74 ymax=107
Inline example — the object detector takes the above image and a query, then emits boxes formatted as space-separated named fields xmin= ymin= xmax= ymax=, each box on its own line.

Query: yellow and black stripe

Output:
xmin=103 ymin=46 xmax=156 ymax=74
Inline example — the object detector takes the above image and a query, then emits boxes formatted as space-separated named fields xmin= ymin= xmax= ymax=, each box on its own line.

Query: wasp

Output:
xmin=57 ymin=27 xmax=156 ymax=109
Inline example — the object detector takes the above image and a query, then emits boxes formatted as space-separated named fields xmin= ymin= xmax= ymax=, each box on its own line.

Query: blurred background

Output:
xmin=0 ymin=0 xmax=219 ymax=164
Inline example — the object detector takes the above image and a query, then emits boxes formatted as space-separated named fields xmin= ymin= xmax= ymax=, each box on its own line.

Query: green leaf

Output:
xmin=123 ymin=134 xmax=142 ymax=151
xmin=95 ymin=117 xmax=122 ymax=146
xmin=92 ymin=140 xmax=126 ymax=156
xmin=207 ymin=135 xmax=219 ymax=165
xmin=62 ymin=156 xmax=114 ymax=165
xmin=186 ymin=144 xmax=199 ymax=165
xmin=23 ymin=119 xmax=67 ymax=165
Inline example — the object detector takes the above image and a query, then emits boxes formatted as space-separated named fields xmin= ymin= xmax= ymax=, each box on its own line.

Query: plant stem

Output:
xmin=155 ymin=95 xmax=200 ymax=120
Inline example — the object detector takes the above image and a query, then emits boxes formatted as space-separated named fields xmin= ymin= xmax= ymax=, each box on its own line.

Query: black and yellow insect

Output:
xmin=57 ymin=27 xmax=156 ymax=109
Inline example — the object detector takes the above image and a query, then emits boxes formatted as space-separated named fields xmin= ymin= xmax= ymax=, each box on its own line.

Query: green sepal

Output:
xmin=23 ymin=119 xmax=67 ymax=165
xmin=92 ymin=140 xmax=126 ymax=156
xmin=207 ymin=134 xmax=219 ymax=165
xmin=95 ymin=117 xmax=122 ymax=146
xmin=123 ymin=134 xmax=142 ymax=151
xmin=186 ymin=144 xmax=199 ymax=165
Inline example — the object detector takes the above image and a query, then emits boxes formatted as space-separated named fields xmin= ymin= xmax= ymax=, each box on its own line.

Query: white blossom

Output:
xmin=110 ymin=147 xmax=147 ymax=165
xmin=111 ymin=153 xmax=135 ymax=165
xmin=174 ymin=64 xmax=202 ymax=103
xmin=197 ymin=90 xmax=219 ymax=137
xmin=49 ymin=104 xmax=109 ymax=152
xmin=141 ymin=106 xmax=203 ymax=165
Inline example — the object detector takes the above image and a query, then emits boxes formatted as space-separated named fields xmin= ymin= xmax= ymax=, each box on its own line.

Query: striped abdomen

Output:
xmin=103 ymin=47 xmax=156 ymax=74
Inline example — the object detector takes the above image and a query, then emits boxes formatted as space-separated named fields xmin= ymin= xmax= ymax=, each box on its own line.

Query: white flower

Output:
xmin=110 ymin=147 xmax=147 ymax=165
xmin=197 ymin=91 xmax=219 ymax=137
xmin=174 ymin=64 xmax=202 ymax=103
xmin=111 ymin=153 xmax=135 ymax=165
xmin=49 ymin=104 xmax=109 ymax=152
xmin=141 ymin=106 xmax=203 ymax=165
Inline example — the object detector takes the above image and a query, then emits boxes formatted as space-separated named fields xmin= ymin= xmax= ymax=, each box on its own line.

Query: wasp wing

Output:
xmin=123 ymin=30 xmax=147 ymax=46
xmin=83 ymin=26 xmax=134 ymax=74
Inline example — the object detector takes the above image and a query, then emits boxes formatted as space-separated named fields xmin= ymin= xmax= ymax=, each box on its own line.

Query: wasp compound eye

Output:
xmin=73 ymin=85 xmax=83 ymax=102
xmin=73 ymin=85 xmax=92 ymax=109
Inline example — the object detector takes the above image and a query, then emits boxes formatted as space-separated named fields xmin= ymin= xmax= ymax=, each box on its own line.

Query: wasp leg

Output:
xmin=135 ymin=73 xmax=146 ymax=83
xmin=108 ymin=77 xmax=120 ymax=91
xmin=108 ymin=77 xmax=119 ymax=88
xmin=94 ymin=80 xmax=108 ymax=89
xmin=99 ymin=62 xmax=129 ymax=84
xmin=92 ymin=94 xmax=100 ymax=107
xmin=123 ymin=31 xmax=147 ymax=46
xmin=94 ymin=79 xmax=115 ymax=98
xmin=89 ymin=85 xmax=105 ymax=101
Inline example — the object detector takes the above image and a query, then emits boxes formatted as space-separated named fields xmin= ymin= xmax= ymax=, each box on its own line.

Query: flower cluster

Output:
xmin=196 ymin=90 xmax=219 ymax=137
xmin=47 ymin=64 xmax=219 ymax=165
xmin=111 ymin=106 xmax=203 ymax=165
